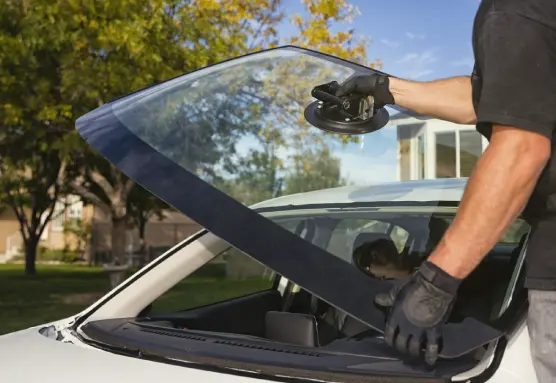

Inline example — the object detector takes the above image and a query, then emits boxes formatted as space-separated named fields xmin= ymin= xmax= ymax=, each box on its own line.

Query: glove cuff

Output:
xmin=418 ymin=261 xmax=462 ymax=296
xmin=374 ymin=76 xmax=395 ymax=106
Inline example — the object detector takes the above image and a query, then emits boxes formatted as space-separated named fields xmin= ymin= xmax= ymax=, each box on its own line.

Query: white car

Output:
xmin=0 ymin=46 xmax=539 ymax=382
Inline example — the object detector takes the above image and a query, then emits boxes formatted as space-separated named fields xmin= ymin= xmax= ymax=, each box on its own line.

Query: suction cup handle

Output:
xmin=312 ymin=88 xmax=343 ymax=104
xmin=311 ymin=84 xmax=352 ymax=113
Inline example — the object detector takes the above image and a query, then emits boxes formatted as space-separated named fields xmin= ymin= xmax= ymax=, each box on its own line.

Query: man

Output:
xmin=335 ymin=0 xmax=556 ymax=381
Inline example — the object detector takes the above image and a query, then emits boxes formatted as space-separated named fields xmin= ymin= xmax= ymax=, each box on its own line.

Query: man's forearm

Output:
xmin=427 ymin=125 xmax=551 ymax=279
xmin=389 ymin=76 xmax=476 ymax=125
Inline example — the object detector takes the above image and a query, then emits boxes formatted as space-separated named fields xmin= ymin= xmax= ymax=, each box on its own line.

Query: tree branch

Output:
xmin=124 ymin=177 xmax=136 ymax=198
xmin=89 ymin=170 xmax=115 ymax=198
xmin=4 ymin=187 xmax=30 ymax=239
xmin=5 ymin=189 xmax=30 ymax=244
xmin=37 ymin=182 xmax=60 ymax=239
xmin=70 ymin=180 xmax=112 ymax=216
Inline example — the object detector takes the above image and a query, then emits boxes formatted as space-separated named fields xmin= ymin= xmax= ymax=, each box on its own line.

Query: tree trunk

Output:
xmin=25 ymin=237 xmax=38 ymax=276
xmin=137 ymin=215 xmax=148 ymax=266
xmin=111 ymin=217 xmax=127 ymax=266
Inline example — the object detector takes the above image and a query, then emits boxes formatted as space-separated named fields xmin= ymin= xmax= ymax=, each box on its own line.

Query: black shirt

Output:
xmin=471 ymin=0 xmax=556 ymax=290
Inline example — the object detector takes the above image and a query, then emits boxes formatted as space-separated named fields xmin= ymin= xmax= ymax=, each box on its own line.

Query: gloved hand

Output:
xmin=335 ymin=74 xmax=395 ymax=109
xmin=374 ymin=261 xmax=462 ymax=365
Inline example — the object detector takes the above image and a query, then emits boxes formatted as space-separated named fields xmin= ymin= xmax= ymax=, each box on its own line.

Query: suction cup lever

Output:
xmin=311 ymin=82 xmax=346 ymax=107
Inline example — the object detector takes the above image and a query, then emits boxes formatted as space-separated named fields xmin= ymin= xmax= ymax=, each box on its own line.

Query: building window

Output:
xmin=66 ymin=195 xmax=83 ymax=221
xmin=434 ymin=129 xmax=483 ymax=179
xmin=50 ymin=195 xmax=83 ymax=232
xmin=51 ymin=201 xmax=66 ymax=232
xmin=459 ymin=130 xmax=482 ymax=177
xmin=435 ymin=132 xmax=457 ymax=178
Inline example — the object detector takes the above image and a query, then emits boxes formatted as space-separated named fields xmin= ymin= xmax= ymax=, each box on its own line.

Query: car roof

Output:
xmin=251 ymin=177 xmax=468 ymax=209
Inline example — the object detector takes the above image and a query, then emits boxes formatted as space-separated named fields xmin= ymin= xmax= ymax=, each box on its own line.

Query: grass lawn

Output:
xmin=0 ymin=264 xmax=273 ymax=335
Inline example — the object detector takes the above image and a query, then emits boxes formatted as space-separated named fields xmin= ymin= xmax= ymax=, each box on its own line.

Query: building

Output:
xmin=392 ymin=111 xmax=488 ymax=181
xmin=0 ymin=195 xmax=200 ymax=263
xmin=0 ymin=196 xmax=94 ymax=262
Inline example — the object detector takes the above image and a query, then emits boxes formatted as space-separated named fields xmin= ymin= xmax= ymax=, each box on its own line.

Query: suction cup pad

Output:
xmin=304 ymin=100 xmax=389 ymax=135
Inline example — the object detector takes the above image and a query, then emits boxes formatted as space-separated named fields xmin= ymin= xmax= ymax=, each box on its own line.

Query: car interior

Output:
xmin=137 ymin=212 xmax=528 ymax=359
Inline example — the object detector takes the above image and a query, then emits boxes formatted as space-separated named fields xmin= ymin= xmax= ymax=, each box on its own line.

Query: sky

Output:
xmin=279 ymin=0 xmax=480 ymax=81
xmin=158 ymin=1 xmax=482 ymax=193
xmin=258 ymin=0 xmax=482 ymax=187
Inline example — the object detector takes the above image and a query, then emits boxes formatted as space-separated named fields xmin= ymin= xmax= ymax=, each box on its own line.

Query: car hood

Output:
xmin=75 ymin=46 xmax=502 ymax=359
xmin=0 ymin=327 xmax=268 ymax=383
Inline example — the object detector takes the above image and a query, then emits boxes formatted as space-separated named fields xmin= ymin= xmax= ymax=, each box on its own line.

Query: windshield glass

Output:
xmin=112 ymin=48 xmax=402 ymax=205
xmin=78 ymin=47 xmax=526 ymax=344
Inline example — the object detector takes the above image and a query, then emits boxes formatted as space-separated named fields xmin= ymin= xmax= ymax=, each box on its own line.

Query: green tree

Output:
xmin=0 ymin=135 xmax=68 ymax=275
xmin=0 ymin=0 xmax=381 ymax=270
xmin=1 ymin=0 xmax=283 ymax=268
xmin=0 ymin=0 xmax=84 ymax=274
xmin=221 ymin=0 xmax=382 ymax=204
xmin=284 ymin=148 xmax=346 ymax=195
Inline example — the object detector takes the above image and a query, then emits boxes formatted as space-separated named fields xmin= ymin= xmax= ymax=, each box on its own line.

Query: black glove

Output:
xmin=374 ymin=261 xmax=462 ymax=366
xmin=335 ymin=74 xmax=395 ymax=109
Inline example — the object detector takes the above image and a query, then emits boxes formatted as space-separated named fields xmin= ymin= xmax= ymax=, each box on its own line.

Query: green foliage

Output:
xmin=63 ymin=218 xmax=92 ymax=257
xmin=284 ymin=148 xmax=347 ymax=195
xmin=38 ymin=248 xmax=82 ymax=263
xmin=0 ymin=148 xmax=65 ymax=275
xmin=0 ymin=0 xmax=381 ymax=271
xmin=189 ymin=262 xmax=227 ymax=279
xmin=127 ymin=184 xmax=170 ymax=230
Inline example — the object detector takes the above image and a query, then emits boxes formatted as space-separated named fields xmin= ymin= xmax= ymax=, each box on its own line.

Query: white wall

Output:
xmin=393 ymin=114 xmax=486 ymax=181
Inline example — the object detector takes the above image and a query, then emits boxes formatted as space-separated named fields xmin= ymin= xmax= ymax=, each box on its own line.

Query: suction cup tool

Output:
xmin=304 ymin=81 xmax=390 ymax=135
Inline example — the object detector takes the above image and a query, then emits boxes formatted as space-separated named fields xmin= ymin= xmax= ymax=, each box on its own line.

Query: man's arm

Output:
xmin=335 ymin=74 xmax=476 ymax=125
xmin=371 ymin=12 xmax=556 ymax=364
xmin=389 ymin=76 xmax=476 ymax=125
xmin=427 ymin=125 xmax=551 ymax=278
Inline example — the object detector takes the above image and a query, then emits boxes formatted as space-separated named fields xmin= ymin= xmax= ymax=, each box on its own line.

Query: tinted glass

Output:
xmin=459 ymin=130 xmax=483 ymax=177
xmin=436 ymin=132 xmax=457 ymax=178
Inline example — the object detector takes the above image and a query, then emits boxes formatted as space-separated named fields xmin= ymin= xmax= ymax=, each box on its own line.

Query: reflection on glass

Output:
xmin=269 ymin=209 xmax=528 ymax=282
xmin=460 ymin=130 xmax=482 ymax=177
xmin=110 ymin=47 xmax=484 ymax=213
xmin=398 ymin=139 xmax=410 ymax=181
xmin=113 ymin=50 xmax=377 ymax=206
xmin=435 ymin=132 xmax=456 ymax=178
xmin=390 ymin=225 xmax=410 ymax=252
xmin=417 ymin=134 xmax=425 ymax=180
xmin=327 ymin=219 xmax=391 ymax=263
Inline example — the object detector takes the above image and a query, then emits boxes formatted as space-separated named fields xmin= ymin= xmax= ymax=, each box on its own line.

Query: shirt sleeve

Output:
xmin=474 ymin=11 xmax=556 ymax=140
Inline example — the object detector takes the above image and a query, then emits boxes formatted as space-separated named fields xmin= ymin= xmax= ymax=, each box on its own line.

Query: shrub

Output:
xmin=38 ymin=248 xmax=82 ymax=263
